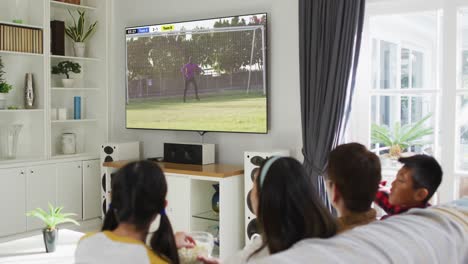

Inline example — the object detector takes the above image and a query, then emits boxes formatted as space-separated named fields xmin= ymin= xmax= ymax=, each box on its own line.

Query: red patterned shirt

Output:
xmin=374 ymin=191 xmax=429 ymax=219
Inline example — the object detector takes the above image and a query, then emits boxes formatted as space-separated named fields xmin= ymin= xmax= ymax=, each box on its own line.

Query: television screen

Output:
xmin=125 ymin=13 xmax=268 ymax=133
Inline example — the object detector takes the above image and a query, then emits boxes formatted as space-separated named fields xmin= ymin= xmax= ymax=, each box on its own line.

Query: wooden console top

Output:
xmin=103 ymin=160 xmax=244 ymax=178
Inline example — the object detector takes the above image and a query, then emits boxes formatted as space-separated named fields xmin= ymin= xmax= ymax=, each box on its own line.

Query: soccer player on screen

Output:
xmin=181 ymin=56 xmax=204 ymax=102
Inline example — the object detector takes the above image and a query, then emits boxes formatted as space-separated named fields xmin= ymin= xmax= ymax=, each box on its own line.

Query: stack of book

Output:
xmin=0 ymin=24 xmax=43 ymax=54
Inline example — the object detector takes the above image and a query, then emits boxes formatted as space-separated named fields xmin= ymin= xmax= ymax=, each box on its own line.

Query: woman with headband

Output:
xmin=199 ymin=156 xmax=337 ymax=264
xmin=75 ymin=160 xmax=195 ymax=264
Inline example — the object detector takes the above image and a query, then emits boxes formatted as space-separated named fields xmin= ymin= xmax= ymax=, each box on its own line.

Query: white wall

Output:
xmin=110 ymin=0 xmax=302 ymax=164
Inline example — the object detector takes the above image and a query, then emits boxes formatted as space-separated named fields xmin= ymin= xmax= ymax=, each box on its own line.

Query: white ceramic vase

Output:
xmin=73 ymin=42 xmax=85 ymax=57
xmin=0 ymin=93 xmax=7 ymax=109
xmin=62 ymin=79 xmax=74 ymax=88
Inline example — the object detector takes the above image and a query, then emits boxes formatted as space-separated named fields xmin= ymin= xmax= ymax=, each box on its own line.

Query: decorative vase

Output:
xmin=0 ymin=93 xmax=6 ymax=109
xmin=62 ymin=79 xmax=74 ymax=88
xmin=0 ymin=124 xmax=23 ymax=159
xmin=73 ymin=42 xmax=85 ymax=57
xmin=61 ymin=133 xmax=76 ymax=154
xmin=211 ymin=184 xmax=219 ymax=214
xmin=24 ymin=73 xmax=34 ymax=109
xmin=43 ymin=228 xmax=58 ymax=253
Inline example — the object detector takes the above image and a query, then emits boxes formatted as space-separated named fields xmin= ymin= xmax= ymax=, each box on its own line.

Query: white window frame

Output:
xmin=369 ymin=38 xmax=437 ymax=156
xmin=349 ymin=0 xmax=468 ymax=203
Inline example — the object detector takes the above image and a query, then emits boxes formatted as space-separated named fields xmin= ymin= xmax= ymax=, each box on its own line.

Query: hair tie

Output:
xmin=259 ymin=156 xmax=281 ymax=188
xmin=160 ymin=208 xmax=166 ymax=216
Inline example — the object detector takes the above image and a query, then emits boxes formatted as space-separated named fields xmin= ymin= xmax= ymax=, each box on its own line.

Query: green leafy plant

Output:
xmin=0 ymin=83 xmax=13 ymax=93
xmin=51 ymin=61 xmax=81 ymax=79
xmin=371 ymin=113 xmax=434 ymax=158
xmin=27 ymin=203 xmax=79 ymax=231
xmin=65 ymin=10 xmax=97 ymax=42
xmin=0 ymin=56 xmax=13 ymax=93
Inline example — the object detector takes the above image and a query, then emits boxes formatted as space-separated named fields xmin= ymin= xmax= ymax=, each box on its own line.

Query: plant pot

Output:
xmin=73 ymin=42 xmax=85 ymax=57
xmin=0 ymin=93 xmax=6 ymax=109
xmin=43 ymin=228 xmax=58 ymax=253
xmin=62 ymin=79 xmax=74 ymax=88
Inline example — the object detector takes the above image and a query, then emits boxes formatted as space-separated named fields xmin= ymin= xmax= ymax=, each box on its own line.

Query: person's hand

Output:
xmin=197 ymin=255 xmax=220 ymax=264
xmin=174 ymin=232 xmax=196 ymax=249
xmin=379 ymin=180 xmax=391 ymax=192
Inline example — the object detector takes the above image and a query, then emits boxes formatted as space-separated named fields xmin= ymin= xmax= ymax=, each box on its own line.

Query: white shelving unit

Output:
xmin=49 ymin=0 xmax=108 ymax=158
xmin=0 ymin=0 xmax=108 ymax=239
xmin=50 ymin=0 xmax=97 ymax=11
xmin=51 ymin=119 xmax=98 ymax=123
xmin=0 ymin=50 xmax=45 ymax=57
xmin=0 ymin=20 xmax=43 ymax=29
xmin=0 ymin=109 xmax=44 ymax=113
xmin=0 ymin=0 xmax=109 ymax=163
xmin=51 ymin=87 xmax=100 ymax=91
xmin=51 ymin=54 xmax=100 ymax=62
xmin=164 ymin=172 xmax=244 ymax=259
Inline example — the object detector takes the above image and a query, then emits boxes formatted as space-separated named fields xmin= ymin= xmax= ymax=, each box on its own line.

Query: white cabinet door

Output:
xmin=165 ymin=175 xmax=190 ymax=232
xmin=83 ymin=159 xmax=101 ymax=220
xmin=0 ymin=168 xmax=26 ymax=236
xmin=57 ymin=161 xmax=83 ymax=221
xmin=26 ymin=164 xmax=57 ymax=231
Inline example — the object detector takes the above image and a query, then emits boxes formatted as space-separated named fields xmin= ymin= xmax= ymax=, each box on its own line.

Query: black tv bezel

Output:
xmin=124 ymin=12 xmax=269 ymax=134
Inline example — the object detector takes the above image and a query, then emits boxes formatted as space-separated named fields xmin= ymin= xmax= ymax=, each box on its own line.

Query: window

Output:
xmin=366 ymin=12 xmax=438 ymax=161
xmin=345 ymin=1 xmax=468 ymax=202
xmin=457 ymin=95 xmax=468 ymax=171
xmin=457 ymin=10 xmax=468 ymax=196
xmin=350 ymin=1 xmax=468 ymax=201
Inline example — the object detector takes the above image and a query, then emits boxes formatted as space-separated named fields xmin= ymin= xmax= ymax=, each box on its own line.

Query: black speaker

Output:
xmin=244 ymin=150 xmax=289 ymax=244
xmin=164 ymin=143 xmax=215 ymax=165
xmin=100 ymin=142 xmax=139 ymax=218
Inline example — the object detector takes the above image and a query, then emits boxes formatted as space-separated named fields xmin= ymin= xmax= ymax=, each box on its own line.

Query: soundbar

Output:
xmin=164 ymin=142 xmax=215 ymax=165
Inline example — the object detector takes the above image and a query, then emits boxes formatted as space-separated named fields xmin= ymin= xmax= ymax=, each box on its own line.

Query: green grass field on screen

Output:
xmin=126 ymin=92 xmax=267 ymax=133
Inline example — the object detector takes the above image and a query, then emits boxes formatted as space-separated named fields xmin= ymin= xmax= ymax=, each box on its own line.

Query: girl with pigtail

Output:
xmin=75 ymin=160 xmax=195 ymax=264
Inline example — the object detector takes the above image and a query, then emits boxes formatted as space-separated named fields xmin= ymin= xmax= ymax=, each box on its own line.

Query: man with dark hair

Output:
xmin=326 ymin=143 xmax=382 ymax=232
xmin=180 ymin=56 xmax=204 ymax=102
xmin=375 ymin=154 xmax=443 ymax=219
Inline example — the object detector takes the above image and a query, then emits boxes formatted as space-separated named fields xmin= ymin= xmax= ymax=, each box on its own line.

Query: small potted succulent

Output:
xmin=27 ymin=203 xmax=79 ymax=253
xmin=371 ymin=113 xmax=433 ymax=161
xmin=51 ymin=61 xmax=81 ymax=88
xmin=0 ymin=56 xmax=13 ymax=109
xmin=65 ymin=10 xmax=97 ymax=57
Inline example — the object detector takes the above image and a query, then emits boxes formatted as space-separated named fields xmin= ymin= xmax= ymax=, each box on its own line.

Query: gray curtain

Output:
xmin=299 ymin=0 xmax=365 ymax=210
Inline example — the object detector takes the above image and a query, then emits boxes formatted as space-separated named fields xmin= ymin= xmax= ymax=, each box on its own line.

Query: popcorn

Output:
xmin=178 ymin=232 xmax=214 ymax=264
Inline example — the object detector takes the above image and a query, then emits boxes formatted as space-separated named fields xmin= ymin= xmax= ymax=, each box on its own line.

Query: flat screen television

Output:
xmin=125 ymin=13 xmax=268 ymax=133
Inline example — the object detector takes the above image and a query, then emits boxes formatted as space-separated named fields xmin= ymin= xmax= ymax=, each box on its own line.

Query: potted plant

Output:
xmin=65 ymin=10 xmax=97 ymax=57
xmin=51 ymin=61 xmax=81 ymax=88
xmin=0 ymin=56 xmax=13 ymax=109
xmin=371 ymin=113 xmax=434 ymax=160
xmin=26 ymin=203 xmax=79 ymax=253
